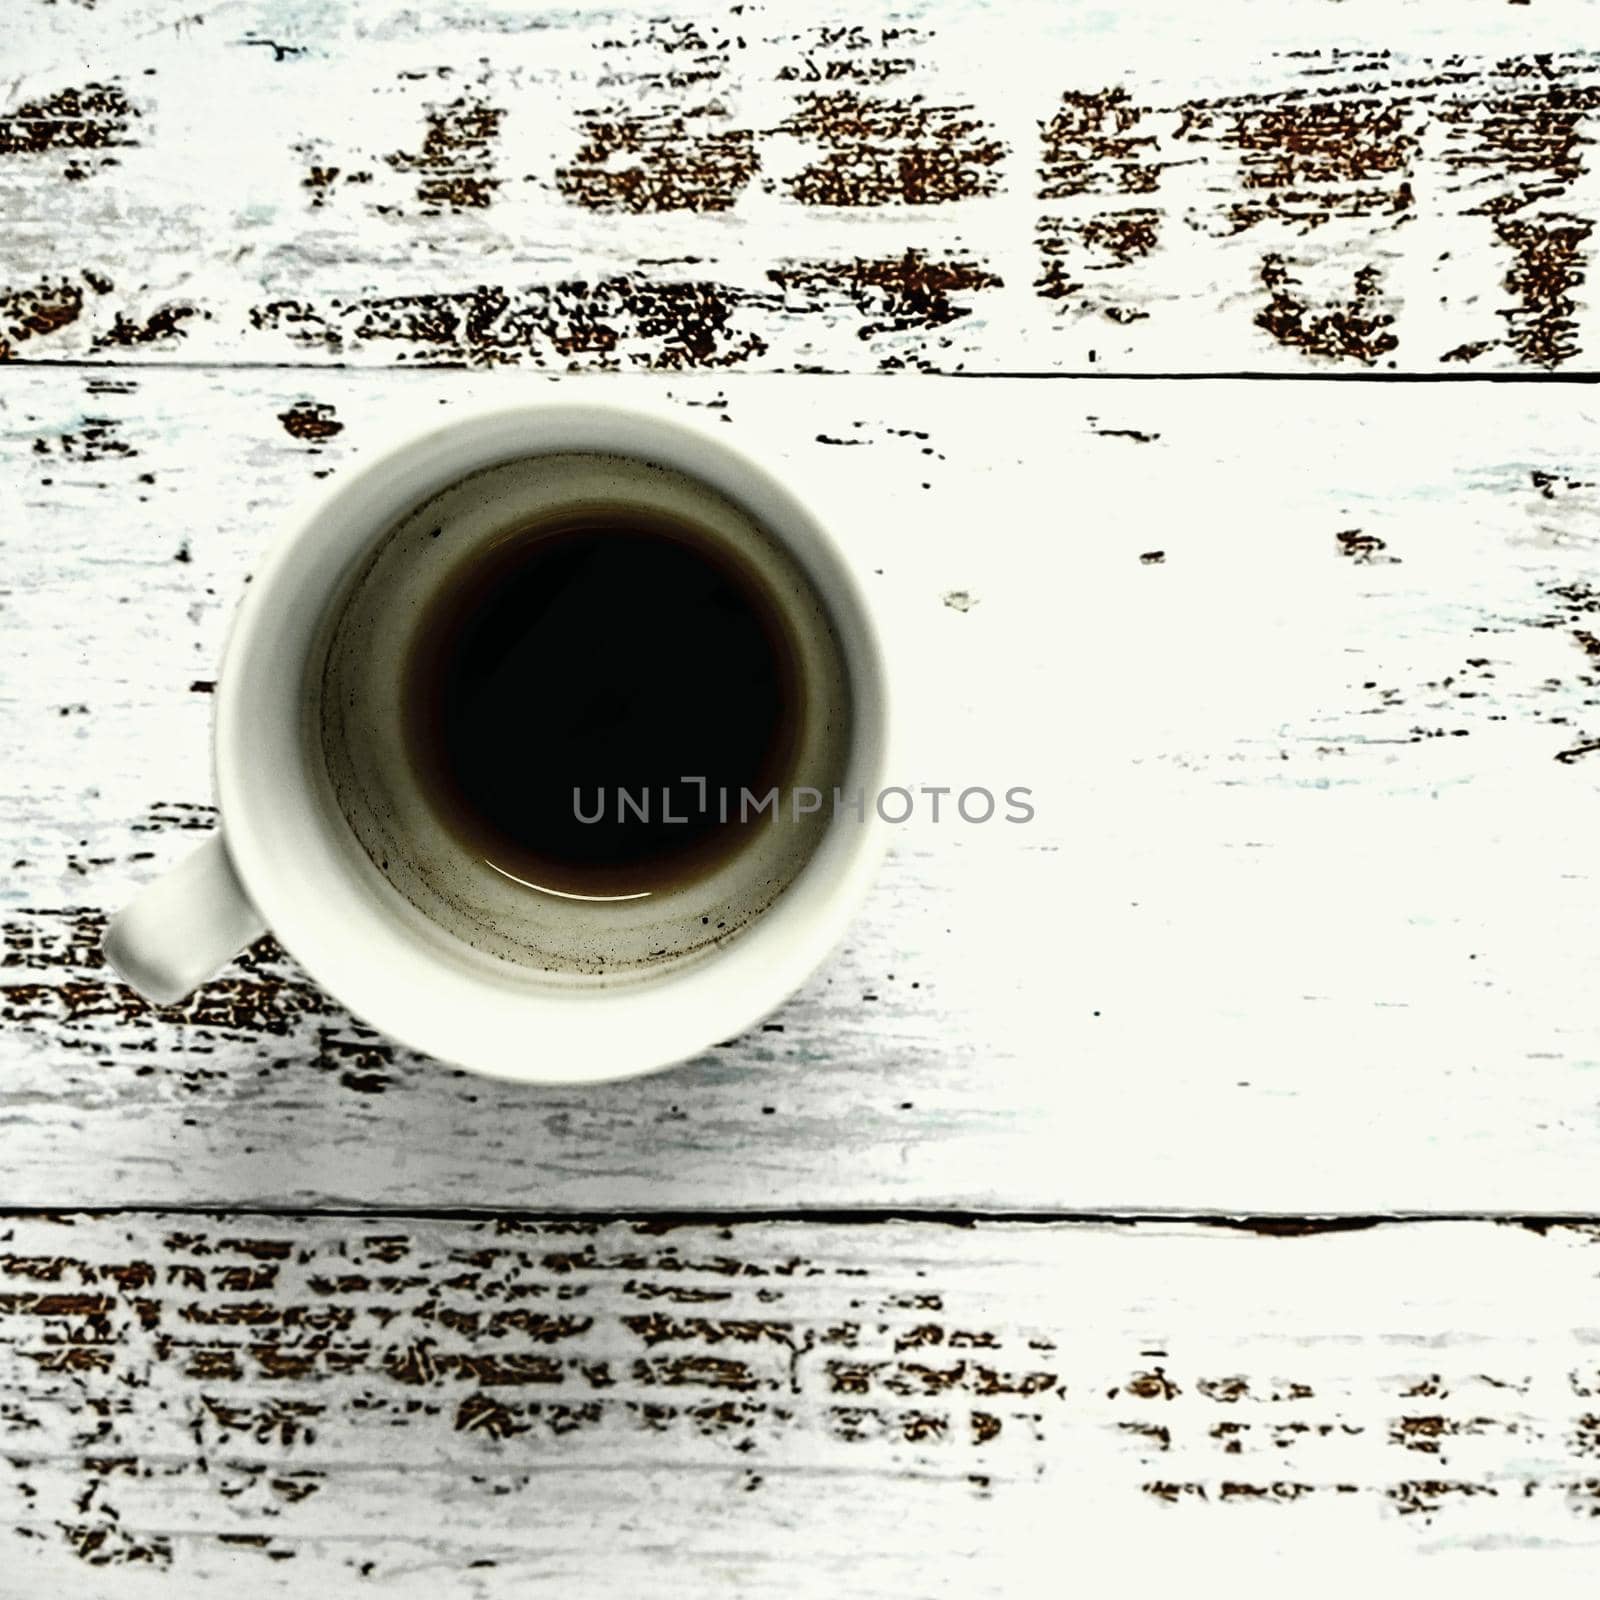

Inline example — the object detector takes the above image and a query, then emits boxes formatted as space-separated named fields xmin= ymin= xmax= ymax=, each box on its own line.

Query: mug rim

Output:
xmin=213 ymin=399 xmax=891 ymax=1084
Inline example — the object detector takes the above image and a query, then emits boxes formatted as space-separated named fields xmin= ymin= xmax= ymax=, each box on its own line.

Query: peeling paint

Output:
xmin=276 ymin=401 xmax=344 ymax=442
xmin=0 ymin=83 xmax=135 ymax=157
xmin=767 ymin=250 xmax=1000 ymax=346
xmin=558 ymin=105 xmax=757 ymax=212
xmin=1253 ymin=255 xmax=1397 ymax=364
xmin=778 ymin=90 xmax=1005 ymax=206
xmin=90 ymin=304 xmax=197 ymax=350
xmin=1039 ymin=89 xmax=1161 ymax=198
xmin=250 ymin=281 xmax=767 ymax=369
xmin=387 ymin=98 xmax=504 ymax=210
xmin=0 ymin=279 xmax=83 ymax=359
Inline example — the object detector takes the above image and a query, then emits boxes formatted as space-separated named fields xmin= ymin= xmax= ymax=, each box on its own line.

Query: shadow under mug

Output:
xmin=103 ymin=402 xmax=891 ymax=1084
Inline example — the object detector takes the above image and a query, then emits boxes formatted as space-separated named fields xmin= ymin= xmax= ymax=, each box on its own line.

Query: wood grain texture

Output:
xmin=7 ymin=369 xmax=1600 ymax=1210
xmin=6 ymin=1214 xmax=1600 ymax=1594
xmin=6 ymin=0 xmax=1600 ymax=1576
xmin=2 ymin=0 xmax=1599 ymax=373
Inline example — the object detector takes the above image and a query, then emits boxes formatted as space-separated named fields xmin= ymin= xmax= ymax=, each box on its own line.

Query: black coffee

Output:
xmin=402 ymin=506 xmax=801 ymax=899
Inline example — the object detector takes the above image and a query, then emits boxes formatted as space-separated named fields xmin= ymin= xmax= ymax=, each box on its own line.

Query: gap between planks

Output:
xmin=1 ymin=1209 xmax=1597 ymax=1231
xmin=3 ymin=359 xmax=1600 ymax=383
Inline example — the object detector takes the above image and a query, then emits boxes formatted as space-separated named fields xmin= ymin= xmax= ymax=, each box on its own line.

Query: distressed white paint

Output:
xmin=0 ymin=0 xmax=1595 ymax=372
xmin=4 ymin=370 xmax=1600 ymax=1210
xmin=5 ymin=0 xmax=1600 ymax=1578
xmin=5 ymin=1215 xmax=1600 ymax=1593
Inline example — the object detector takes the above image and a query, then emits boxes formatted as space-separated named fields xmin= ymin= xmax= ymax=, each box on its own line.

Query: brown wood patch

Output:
xmin=777 ymin=90 xmax=1005 ymax=206
xmin=0 ymin=83 xmax=135 ymax=158
xmin=558 ymin=107 xmax=757 ymax=212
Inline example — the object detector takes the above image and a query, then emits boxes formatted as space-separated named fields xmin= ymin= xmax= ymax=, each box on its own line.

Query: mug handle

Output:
xmin=103 ymin=833 xmax=267 ymax=1005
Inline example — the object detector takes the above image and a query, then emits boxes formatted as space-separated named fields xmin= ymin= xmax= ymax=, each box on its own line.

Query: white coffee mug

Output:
xmin=103 ymin=402 xmax=890 ymax=1083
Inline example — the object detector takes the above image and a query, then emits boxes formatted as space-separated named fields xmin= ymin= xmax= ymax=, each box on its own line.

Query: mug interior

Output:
xmin=214 ymin=404 xmax=889 ymax=1082
xmin=317 ymin=450 xmax=852 ymax=975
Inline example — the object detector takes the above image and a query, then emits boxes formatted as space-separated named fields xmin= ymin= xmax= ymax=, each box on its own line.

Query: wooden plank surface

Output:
xmin=7 ymin=0 xmax=1600 ymax=1580
xmin=5 ymin=1213 xmax=1600 ymax=1594
xmin=7 ymin=369 xmax=1600 ymax=1211
xmin=2 ymin=0 xmax=1598 ymax=373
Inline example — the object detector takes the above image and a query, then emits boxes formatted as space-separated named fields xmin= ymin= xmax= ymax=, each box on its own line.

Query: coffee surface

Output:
xmin=402 ymin=506 xmax=800 ymax=900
